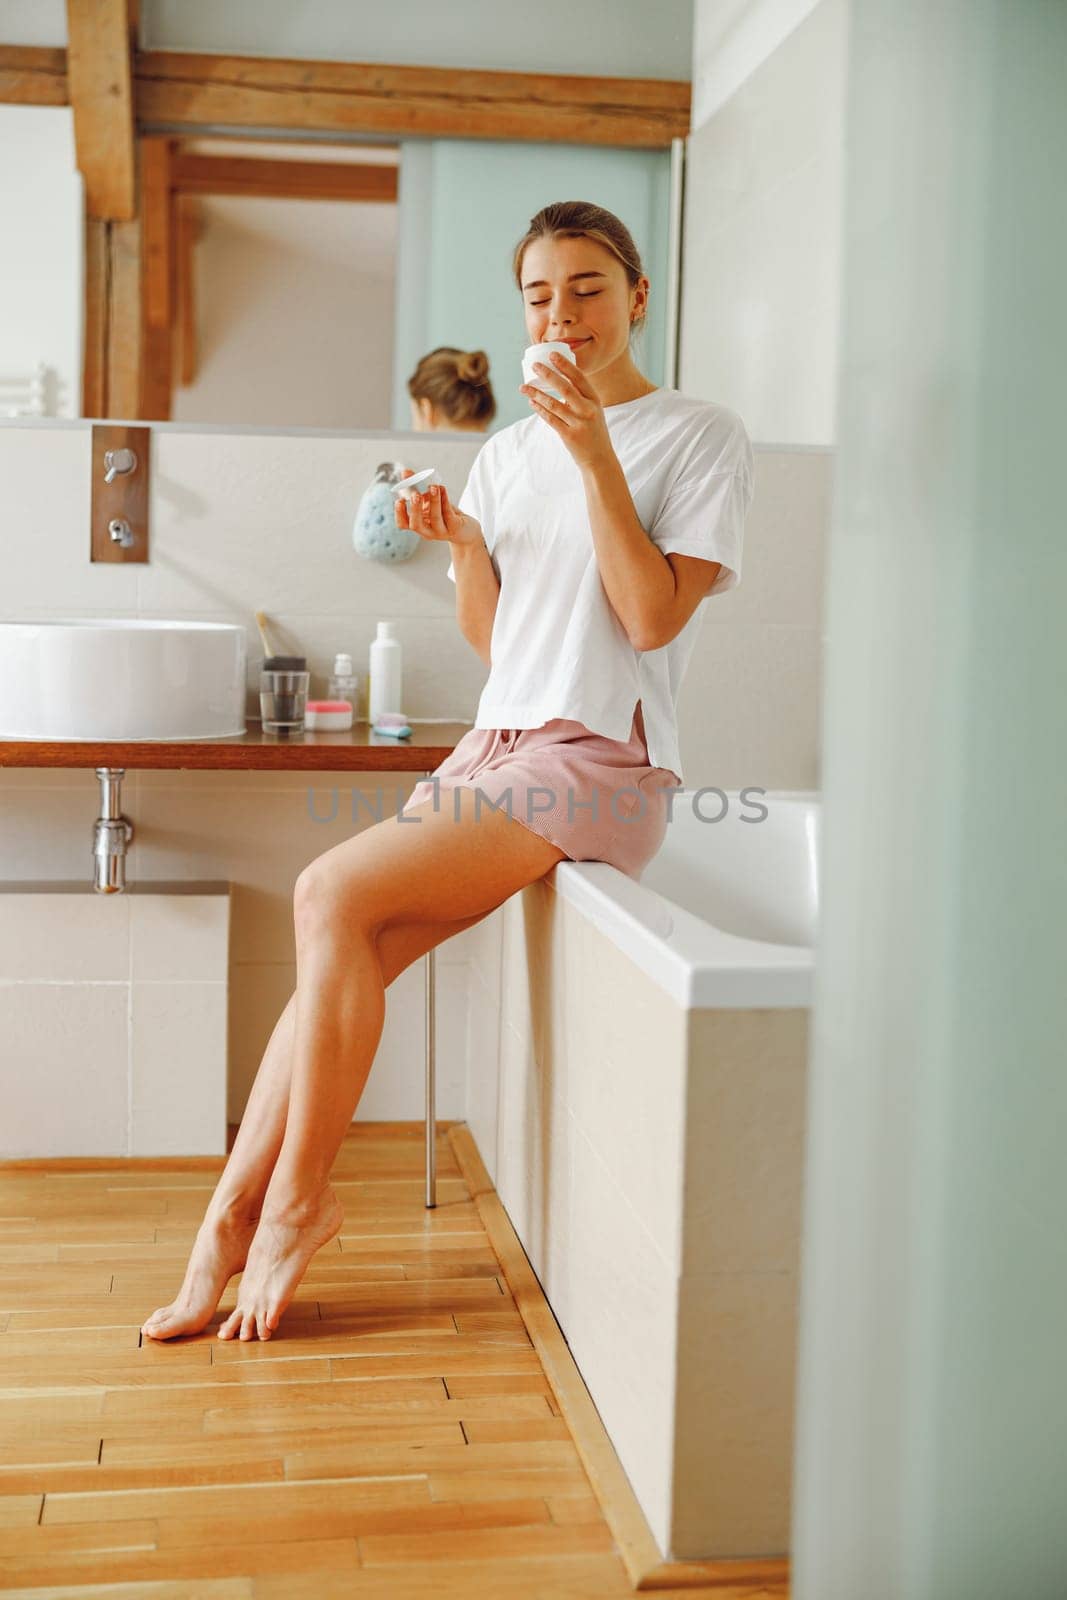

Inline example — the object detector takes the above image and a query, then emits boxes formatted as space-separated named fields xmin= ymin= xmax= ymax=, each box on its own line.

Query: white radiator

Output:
xmin=0 ymin=360 xmax=55 ymax=417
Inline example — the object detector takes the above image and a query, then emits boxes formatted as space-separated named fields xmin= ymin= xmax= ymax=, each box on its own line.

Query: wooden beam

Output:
xmin=64 ymin=0 xmax=137 ymax=219
xmin=108 ymin=203 xmax=143 ymax=420
xmin=171 ymin=152 xmax=398 ymax=203
xmin=141 ymin=135 xmax=173 ymax=330
xmin=0 ymin=45 xmax=67 ymax=105
xmin=0 ymin=44 xmax=690 ymax=148
xmin=135 ymin=52 xmax=689 ymax=147
xmin=139 ymin=136 xmax=174 ymax=418
xmin=82 ymin=199 xmax=144 ymax=419
xmin=175 ymin=194 xmax=198 ymax=387
xmin=82 ymin=211 xmax=108 ymax=417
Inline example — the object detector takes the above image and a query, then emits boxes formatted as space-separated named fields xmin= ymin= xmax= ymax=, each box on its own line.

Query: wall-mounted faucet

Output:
xmin=91 ymin=425 xmax=150 ymax=564
xmin=103 ymin=447 xmax=138 ymax=484
xmin=108 ymin=518 xmax=135 ymax=548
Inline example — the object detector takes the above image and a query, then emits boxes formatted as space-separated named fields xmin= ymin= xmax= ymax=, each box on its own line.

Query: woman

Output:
xmin=141 ymin=199 xmax=754 ymax=1345
xmin=407 ymin=345 xmax=495 ymax=432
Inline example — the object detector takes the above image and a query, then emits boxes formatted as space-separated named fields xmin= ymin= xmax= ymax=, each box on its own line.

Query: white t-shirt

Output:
xmin=446 ymin=385 xmax=754 ymax=785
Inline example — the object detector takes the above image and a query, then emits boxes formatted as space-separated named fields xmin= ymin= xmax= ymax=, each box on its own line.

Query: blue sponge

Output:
xmin=353 ymin=464 xmax=420 ymax=564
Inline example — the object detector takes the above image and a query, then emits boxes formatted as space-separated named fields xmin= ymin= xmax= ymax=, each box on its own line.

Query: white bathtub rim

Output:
xmin=548 ymin=858 xmax=814 ymax=1010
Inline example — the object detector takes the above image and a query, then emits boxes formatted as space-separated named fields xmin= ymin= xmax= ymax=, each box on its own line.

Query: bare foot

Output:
xmin=217 ymin=1184 xmax=344 ymax=1342
xmin=141 ymin=1208 xmax=260 ymax=1341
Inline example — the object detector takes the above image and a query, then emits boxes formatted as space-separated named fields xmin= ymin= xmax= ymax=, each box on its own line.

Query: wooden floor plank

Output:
xmin=151 ymin=1495 xmax=554 ymax=1550
xmin=42 ymin=1475 xmax=432 ymax=1527
xmin=0 ymin=1533 xmax=361 ymax=1586
xmin=0 ymin=1583 xmax=253 ymax=1599
xmin=356 ymin=1519 xmax=615 ymax=1564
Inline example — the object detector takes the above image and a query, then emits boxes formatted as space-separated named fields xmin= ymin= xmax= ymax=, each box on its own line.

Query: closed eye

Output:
xmin=528 ymin=292 xmax=602 ymax=306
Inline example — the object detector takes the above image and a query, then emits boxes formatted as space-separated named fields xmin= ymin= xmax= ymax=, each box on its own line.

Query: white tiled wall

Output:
xmin=0 ymin=883 xmax=229 ymax=1158
xmin=686 ymin=0 xmax=848 ymax=449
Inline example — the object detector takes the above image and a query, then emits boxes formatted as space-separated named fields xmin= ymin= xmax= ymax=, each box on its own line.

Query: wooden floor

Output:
xmin=0 ymin=1122 xmax=789 ymax=1598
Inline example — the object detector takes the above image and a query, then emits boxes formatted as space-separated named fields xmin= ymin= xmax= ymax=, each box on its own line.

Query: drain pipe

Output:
xmin=92 ymin=767 xmax=134 ymax=893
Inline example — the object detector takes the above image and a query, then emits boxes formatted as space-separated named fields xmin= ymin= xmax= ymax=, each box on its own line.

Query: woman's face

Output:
xmin=519 ymin=235 xmax=648 ymax=378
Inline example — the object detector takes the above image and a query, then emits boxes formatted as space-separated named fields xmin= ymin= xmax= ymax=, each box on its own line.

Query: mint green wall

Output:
xmin=392 ymin=139 xmax=673 ymax=433
xmin=791 ymin=2 xmax=1067 ymax=1596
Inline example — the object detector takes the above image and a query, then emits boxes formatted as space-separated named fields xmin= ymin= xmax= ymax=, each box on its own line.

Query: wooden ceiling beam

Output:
xmin=64 ymin=0 xmax=137 ymax=220
xmin=137 ymin=51 xmax=689 ymax=147
xmin=0 ymin=45 xmax=67 ymax=105
xmin=171 ymin=152 xmax=398 ymax=203
xmin=0 ymin=43 xmax=690 ymax=148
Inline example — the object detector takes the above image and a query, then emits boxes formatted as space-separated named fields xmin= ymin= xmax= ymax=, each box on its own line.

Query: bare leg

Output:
xmin=217 ymin=790 xmax=567 ymax=1343
xmin=141 ymin=904 xmax=493 ymax=1340
xmin=140 ymin=994 xmax=297 ymax=1340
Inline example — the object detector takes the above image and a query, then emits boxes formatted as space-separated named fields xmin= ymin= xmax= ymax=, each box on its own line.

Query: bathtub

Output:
xmin=481 ymin=787 xmax=818 ymax=1563
xmin=552 ymin=787 xmax=819 ymax=1008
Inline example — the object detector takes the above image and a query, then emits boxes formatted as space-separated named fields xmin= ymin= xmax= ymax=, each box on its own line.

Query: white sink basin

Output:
xmin=0 ymin=618 xmax=247 ymax=741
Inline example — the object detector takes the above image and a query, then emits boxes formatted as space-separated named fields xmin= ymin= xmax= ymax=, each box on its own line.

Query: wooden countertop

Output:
xmin=0 ymin=721 xmax=473 ymax=771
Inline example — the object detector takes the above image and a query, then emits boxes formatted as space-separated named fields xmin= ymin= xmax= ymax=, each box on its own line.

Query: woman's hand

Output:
xmin=520 ymin=353 xmax=614 ymax=472
xmin=395 ymin=471 xmax=482 ymax=550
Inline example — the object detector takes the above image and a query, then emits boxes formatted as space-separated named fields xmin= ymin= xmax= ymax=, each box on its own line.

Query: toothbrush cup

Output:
xmin=260 ymin=669 xmax=309 ymax=734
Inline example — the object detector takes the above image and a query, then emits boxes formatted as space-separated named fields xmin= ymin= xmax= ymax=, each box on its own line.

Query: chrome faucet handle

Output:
xmin=104 ymin=447 xmax=138 ymax=484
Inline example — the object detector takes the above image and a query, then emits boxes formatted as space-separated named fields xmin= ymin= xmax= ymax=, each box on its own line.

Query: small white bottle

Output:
xmin=326 ymin=652 xmax=359 ymax=725
xmin=368 ymin=622 xmax=402 ymax=721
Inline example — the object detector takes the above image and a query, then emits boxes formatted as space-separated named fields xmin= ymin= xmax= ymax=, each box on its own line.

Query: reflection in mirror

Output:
xmin=157 ymin=138 xmax=402 ymax=433
xmin=1 ymin=113 xmax=673 ymax=433
xmin=407 ymin=348 xmax=495 ymax=435
xmin=1 ymin=35 xmax=684 ymax=434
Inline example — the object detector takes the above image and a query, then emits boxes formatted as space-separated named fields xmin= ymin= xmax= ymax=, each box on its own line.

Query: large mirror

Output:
xmin=0 ymin=7 xmax=689 ymax=437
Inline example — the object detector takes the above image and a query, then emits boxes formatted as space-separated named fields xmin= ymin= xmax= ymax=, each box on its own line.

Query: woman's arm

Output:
xmin=396 ymin=479 xmax=499 ymax=669
xmin=580 ymin=452 xmax=676 ymax=652
xmin=519 ymin=354 xmax=676 ymax=651
xmin=451 ymin=532 xmax=500 ymax=669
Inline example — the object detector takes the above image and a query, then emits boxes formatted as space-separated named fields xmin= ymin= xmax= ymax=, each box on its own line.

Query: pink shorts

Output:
xmin=401 ymin=699 xmax=681 ymax=881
